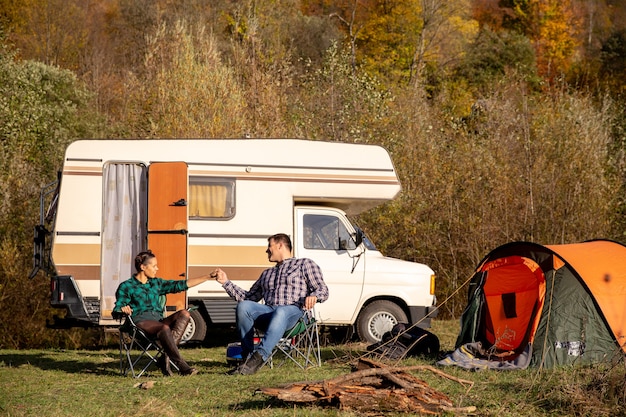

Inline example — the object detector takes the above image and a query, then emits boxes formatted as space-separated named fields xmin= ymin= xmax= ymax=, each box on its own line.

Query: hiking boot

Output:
xmin=171 ymin=312 xmax=191 ymax=346
xmin=238 ymin=351 xmax=265 ymax=375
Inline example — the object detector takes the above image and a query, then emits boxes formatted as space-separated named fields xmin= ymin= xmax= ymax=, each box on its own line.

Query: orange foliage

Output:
xmin=472 ymin=0 xmax=512 ymax=30
xmin=472 ymin=0 xmax=581 ymax=80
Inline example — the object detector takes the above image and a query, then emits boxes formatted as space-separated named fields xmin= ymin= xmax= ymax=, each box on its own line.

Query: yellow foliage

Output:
xmin=521 ymin=0 xmax=580 ymax=78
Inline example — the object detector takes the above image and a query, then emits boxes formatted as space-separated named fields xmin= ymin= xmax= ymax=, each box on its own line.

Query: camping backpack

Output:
xmin=367 ymin=323 xmax=440 ymax=360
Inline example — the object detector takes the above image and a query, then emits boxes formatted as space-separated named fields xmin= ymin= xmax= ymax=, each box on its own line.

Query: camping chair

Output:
xmin=117 ymin=313 xmax=180 ymax=378
xmin=267 ymin=308 xmax=321 ymax=370
xmin=116 ymin=295 xmax=194 ymax=378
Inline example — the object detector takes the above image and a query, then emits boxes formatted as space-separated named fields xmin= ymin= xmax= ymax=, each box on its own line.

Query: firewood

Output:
xmin=257 ymin=360 xmax=475 ymax=415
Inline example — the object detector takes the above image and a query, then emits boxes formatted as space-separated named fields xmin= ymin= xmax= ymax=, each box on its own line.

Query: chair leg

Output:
xmin=119 ymin=330 xmax=129 ymax=376
xmin=268 ymin=315 xmax=321 ymax=370
xmin=120 ymin=325 xmax=175 ymax=378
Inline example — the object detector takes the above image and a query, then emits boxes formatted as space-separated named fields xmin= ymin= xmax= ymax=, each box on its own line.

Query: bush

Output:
xmin=0 ymin=45 xmax=103 ymax=348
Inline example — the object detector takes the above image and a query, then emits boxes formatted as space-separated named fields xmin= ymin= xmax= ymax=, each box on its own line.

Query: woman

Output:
xmin=113 ymin=250 xmax=212 ymax=376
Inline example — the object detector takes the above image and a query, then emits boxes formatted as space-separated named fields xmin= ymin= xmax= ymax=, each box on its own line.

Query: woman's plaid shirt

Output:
xmin=113 ymin=276 xmax=188 ymax=319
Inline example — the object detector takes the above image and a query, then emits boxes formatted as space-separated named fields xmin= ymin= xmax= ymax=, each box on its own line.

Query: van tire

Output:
xmin=182 ymin=308 xmax=207 ymax=344
xmin=356 ymin=300 xmax=408 ymax=344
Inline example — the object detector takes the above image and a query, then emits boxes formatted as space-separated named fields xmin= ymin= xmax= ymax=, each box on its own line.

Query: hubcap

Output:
xmin=368 ymin=312 xmax=397 ymax=341
xmin=181 ymin=319 xmax=195 ymax=344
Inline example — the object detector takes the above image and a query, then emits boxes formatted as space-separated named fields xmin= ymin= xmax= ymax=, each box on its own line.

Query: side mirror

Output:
xmin=354 ymin=229 xmax=364 ymax=247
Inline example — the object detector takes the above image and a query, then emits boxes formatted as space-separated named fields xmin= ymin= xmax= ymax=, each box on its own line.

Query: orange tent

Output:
xmin=450 ymin=239 xmax=626 ymax=369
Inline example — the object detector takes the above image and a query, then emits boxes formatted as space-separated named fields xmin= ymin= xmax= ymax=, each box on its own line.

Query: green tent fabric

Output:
xmin=439 ymin=239 xmax=626 ymax=370
xmin=531 ymin=265 xmax=617 ymax=368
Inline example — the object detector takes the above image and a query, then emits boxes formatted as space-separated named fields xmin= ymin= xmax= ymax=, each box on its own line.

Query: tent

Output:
xmin=438 ymin=239 xmax=626 ymax=370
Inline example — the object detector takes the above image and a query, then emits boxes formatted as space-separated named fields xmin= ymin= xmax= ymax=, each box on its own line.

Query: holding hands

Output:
xmin=211 ymin=268 xmax=228 ymax=285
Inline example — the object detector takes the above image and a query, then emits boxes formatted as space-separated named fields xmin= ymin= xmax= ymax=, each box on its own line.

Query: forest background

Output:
xmin=1 ymin=0 xmax=625 ymax=349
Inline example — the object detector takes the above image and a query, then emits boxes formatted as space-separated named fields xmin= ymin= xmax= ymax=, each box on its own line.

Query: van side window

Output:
xmin=189 ymin=177 xmax=235 ymax=219
xmin=303 ymin=214 xmax=356 ymax=250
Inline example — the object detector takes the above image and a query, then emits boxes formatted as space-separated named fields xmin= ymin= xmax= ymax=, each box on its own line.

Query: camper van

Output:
xmin=30 ymin=139 xmax=437 ymax=344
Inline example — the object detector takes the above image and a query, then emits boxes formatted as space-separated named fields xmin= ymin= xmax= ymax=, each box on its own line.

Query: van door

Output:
xmin=147 ymin=162 xmax=189 ymax=314
xmin=294 ymin=207 xmax=365 ymax=324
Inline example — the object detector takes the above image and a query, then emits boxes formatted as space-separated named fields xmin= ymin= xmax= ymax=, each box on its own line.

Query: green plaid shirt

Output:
xmin=113 ymin=275 xmax=188 ymax=321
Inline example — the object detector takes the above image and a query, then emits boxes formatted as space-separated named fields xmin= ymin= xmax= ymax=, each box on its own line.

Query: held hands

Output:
xmin=211 ymin=268 xmax=228 ymax=285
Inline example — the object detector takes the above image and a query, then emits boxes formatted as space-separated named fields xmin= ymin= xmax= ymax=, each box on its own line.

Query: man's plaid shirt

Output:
xmin=222 ymin=257 xmax=329 ymax=307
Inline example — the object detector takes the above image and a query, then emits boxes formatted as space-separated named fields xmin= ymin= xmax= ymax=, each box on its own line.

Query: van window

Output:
xmin=303 ymin=214 xmax=356 ymax=250
xmin=189 ymin=177 xmax=235 ymax=219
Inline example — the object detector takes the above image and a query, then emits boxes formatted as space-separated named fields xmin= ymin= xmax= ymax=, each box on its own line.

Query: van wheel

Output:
xmin=356 ymin=300 xmax=408 ymax=344
xmin=181 ymin=308 xmax=207 ymax=344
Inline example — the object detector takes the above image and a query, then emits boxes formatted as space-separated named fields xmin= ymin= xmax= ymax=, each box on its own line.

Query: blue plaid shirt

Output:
xmin=222 ymin=258 xmax=329 ymax=307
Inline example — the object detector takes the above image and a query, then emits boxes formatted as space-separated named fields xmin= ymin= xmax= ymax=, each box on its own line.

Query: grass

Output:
xmin=1 ymin=320 xmax=625 ymax=417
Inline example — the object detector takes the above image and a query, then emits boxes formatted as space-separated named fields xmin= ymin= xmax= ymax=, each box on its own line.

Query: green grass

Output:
xmin=1 ymin=320 xmax=624 ymax=416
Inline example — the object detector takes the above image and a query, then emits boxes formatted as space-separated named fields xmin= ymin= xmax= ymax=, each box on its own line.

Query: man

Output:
xmin=212 ymin=233 xmax=329 ymax=375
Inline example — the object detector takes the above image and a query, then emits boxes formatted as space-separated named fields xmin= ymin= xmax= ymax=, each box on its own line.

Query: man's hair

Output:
xmin=134 ymin=249 xmax=155 ymax=272
xmin=269 ymin=233 xmax=292 ymax=252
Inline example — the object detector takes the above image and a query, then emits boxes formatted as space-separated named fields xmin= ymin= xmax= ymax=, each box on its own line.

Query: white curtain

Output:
xmin=100 ymin=163 xmax=147 ymax=319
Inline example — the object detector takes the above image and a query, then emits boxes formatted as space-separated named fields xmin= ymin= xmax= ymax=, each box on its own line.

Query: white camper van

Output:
xmin=30 ymin=139 xmax=437 ymax=343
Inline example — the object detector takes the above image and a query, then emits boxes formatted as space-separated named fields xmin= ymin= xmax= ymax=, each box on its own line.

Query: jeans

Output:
xmin=236 ymin=300 xmax=303 ymax=361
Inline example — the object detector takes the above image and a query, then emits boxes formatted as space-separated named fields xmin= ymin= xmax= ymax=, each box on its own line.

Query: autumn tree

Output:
xmin=322 ymin=0 xmax=478 ymax=86
xmin=490 ymin=0 xmax=580 ymax=79
xmin=600 ymin=30 xmax=626 ymax=94
xmin=6 ymin=0 xmax=90 ymax=70
xmin=218 ymin=0 xmax=314 ymax=137
xmin=471 ymin=0 xmax=512 ymax=30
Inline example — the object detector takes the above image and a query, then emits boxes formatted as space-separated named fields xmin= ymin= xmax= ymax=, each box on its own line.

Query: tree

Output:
xmin=600 ymin=30 xmax=626 ymax=94
xmin=325 ymin=0 xmax=479 ymax=86
xmin=0 ymin=43 xmax=104 ymax=348
xmin=289 ymin=41 xmax=394 ymax=144
xmin=361 ymin=74 xmax=617 ymax=317
xmin=495 ymin=0 xmax=580 ymax=79
xmin=8 ymin=0 xmax=90 ymax=71
xmin=455 ymin=27 xmax=538 ymax=90
xmin=119 ymin=20 xmax=247 ymax=138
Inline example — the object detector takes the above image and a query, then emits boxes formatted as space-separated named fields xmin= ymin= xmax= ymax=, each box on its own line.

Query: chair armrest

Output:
xmin=112 ymin=311 xmax=127 ymax=321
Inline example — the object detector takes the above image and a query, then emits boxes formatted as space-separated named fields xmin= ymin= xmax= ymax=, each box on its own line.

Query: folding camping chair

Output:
xmin=267 ymin=308 xmax=321 ymax=370
xmin=117 ymin=314 xmax=180 ymax=378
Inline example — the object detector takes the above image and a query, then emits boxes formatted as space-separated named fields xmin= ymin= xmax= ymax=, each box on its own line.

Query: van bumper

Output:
xmin=48 ymin=275 xmax=99 ymax=328
xmin=408 ymin=305 xmax=439 ymax=328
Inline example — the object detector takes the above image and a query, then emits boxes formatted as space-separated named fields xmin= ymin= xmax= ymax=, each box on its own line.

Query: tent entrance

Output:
xmin=480 ymin=256 xmax=546 ymax=353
